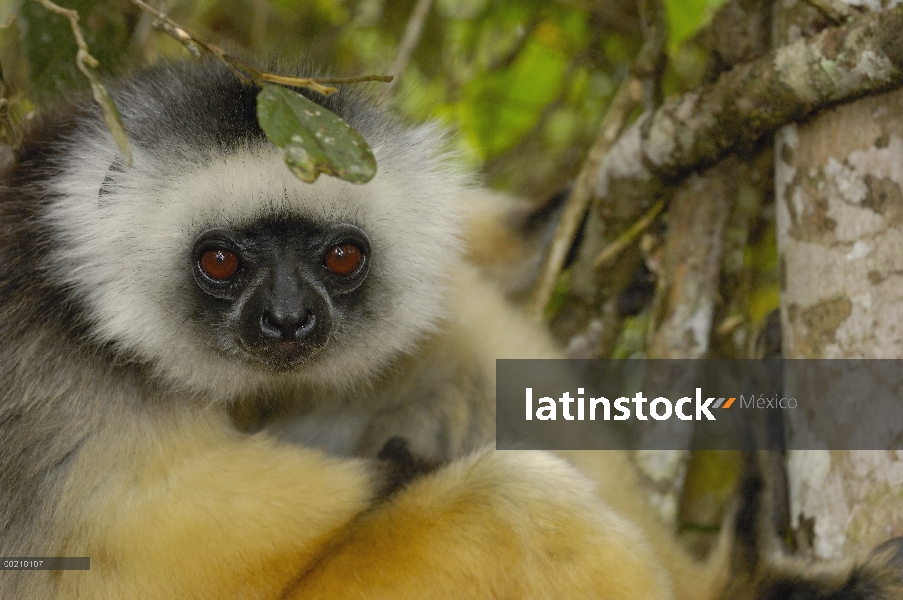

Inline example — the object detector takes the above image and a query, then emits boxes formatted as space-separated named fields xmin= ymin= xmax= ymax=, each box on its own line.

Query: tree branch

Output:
xmin=634 ymin=0 xmax=668 ymax=110
xmin=595 ymin=5 xmax=903 ymax=201
xmin=525 ymin=76 xmax=642 ymax=319
xmin=646 ymin=159 xmax=738 ymax=359
xmin=125 ymin=0 xmax=391 ymax=95
xmin=379 ymin=0 xmax=433 ymax=102
xmin=593 ymin=198 xmax=664 ymax=268
xmin=32 ymin=0 xmax=132 ymax=163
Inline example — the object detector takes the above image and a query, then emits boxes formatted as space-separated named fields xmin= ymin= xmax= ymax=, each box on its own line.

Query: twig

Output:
xmin=32 ymin=0 xmax=97 ymax=76
xmin=125 ymin=0 xmax=391 ymax=96
xmin=634 ymin=0 xmax=668 ymax=111
xmin=303 ymin=75 xmax=394 ymax=84
xmin=593 ymin=199 xmax=664 ymax=268
xmin=258 ymin=73 xmax=392 ymax=91
xmin=32 ymin=0 xmax=132 ymax=164
xmin=379 ymin=0 xmax=433 ymax=102
xmin=525 ymin=76 xmax=643 ymax=320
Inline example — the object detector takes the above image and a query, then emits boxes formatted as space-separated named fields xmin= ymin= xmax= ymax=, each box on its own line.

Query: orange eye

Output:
xmin=199 ymin=249 xmax=239 ymax=281
xmin=324 ymin=244 xmax=363 ymax=276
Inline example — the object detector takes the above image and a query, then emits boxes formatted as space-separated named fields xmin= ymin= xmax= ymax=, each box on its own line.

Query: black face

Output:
xmin=190 ymin=218 xmax=370 ymax=371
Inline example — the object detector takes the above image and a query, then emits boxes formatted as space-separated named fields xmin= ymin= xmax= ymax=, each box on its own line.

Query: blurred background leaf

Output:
xmin=0 ymin=0 xmax=720 ymax=191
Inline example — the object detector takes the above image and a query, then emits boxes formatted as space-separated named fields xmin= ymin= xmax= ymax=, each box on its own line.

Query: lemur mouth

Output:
xmin=246 ymin=338 xmax=329 ymax=373
xmin=276 ymin=340 xmax=302 ymax=352
xmin=235 ymin=312 xmax=331 ymax=372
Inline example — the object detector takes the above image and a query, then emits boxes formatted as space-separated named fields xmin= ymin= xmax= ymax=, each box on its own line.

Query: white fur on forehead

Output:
xmin=44 ymin=120 xmax=467 ymax=397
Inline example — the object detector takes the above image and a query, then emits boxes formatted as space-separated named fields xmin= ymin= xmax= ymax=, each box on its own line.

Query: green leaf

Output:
xmin=460 ymin=35 xmax=568 ymax=158
xmin=664 ymin=0 xmax=727 ymax=52
xmin=256 ymin=84 xmax=376 ymax=184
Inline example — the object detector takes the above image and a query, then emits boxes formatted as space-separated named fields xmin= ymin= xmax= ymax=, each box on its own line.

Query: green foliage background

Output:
xmin=2 ymin=0 xmax=722 ymax=196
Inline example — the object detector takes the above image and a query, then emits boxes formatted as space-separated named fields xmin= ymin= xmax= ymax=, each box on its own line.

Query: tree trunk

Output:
xmin=775 ymin=0 xmax=903 ymax=559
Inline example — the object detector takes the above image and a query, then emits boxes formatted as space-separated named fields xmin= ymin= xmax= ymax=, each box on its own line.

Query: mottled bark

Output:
xmin=777 ymin=90 xmax=903 ymax=359
xmin=775 ymin=0 xmax=903 ymax=561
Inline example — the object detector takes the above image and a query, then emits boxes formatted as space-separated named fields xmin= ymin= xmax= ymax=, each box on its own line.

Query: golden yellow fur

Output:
xmin=51 ymin=410 xmax=689 ymax=599
xmin=284 ymin=451 xmax=673 ymax=600
xmin=41 ymin=265 xmax=709 ymax=600
xmin=54 ymin=412 xmax=373 ymax=598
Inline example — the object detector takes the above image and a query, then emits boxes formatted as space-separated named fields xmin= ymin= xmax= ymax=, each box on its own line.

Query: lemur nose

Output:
xmin=261 ymin=307 xmax=314 ymax=340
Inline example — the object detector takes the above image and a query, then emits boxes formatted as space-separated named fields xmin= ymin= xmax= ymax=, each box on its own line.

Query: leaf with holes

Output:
xmin=256 ymin=84 xmax=376 ymax=184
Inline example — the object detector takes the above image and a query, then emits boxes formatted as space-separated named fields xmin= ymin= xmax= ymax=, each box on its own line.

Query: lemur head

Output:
xmin=39 ymin=61 xmax=467 ymax=397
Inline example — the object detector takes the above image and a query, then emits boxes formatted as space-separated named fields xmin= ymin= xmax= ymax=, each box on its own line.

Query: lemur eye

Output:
xmin=324 ymin=243 xmax=364 ymax=276
xmin=199 ymin=249 xmax=239 ymax=281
